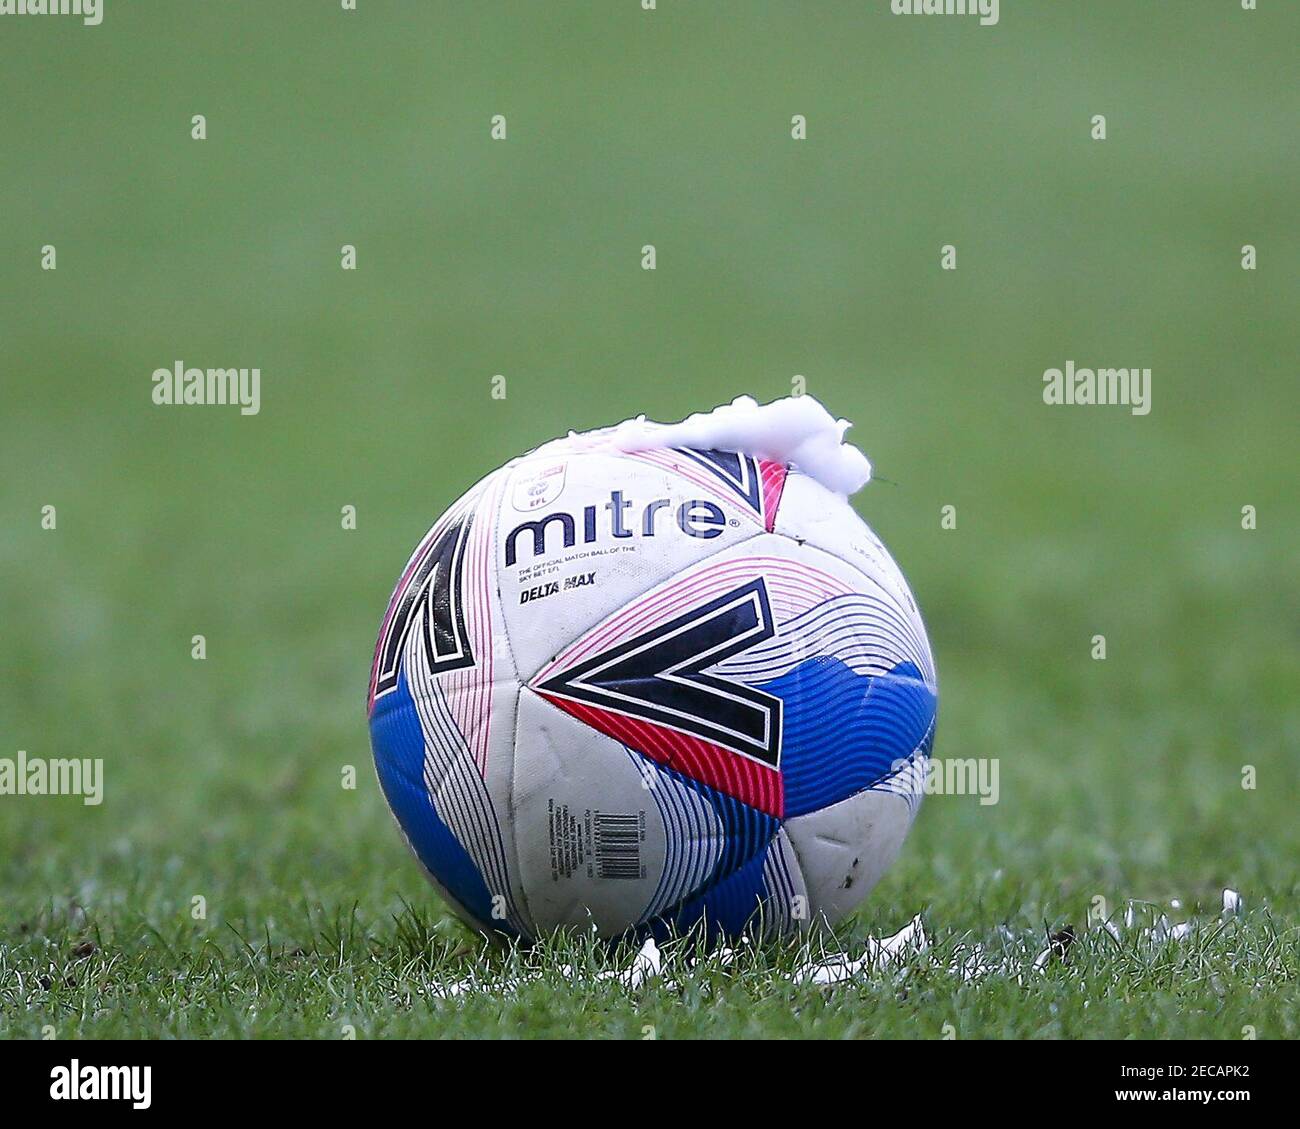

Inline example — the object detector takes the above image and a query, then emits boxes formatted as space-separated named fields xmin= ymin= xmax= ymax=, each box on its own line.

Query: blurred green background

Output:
xmin=1 ymin=1 xmax=1296 ymax=1036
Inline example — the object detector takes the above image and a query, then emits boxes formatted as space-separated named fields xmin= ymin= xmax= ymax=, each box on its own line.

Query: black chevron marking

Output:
xmin=374 ymin=512 xmax=475 ymax=698
xmin=535 ymin=577 xmax=783 ymax=767
xmin=674 ymin=448 xmax=763 ymax=513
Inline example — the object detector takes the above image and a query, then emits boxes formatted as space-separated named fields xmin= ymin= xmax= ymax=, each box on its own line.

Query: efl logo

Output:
xmin=511 ymin=461 xmax=567 ymax=512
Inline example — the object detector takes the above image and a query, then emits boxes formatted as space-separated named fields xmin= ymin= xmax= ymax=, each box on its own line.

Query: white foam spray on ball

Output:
xmin=534 ymin=395 xmax=872 ymax=498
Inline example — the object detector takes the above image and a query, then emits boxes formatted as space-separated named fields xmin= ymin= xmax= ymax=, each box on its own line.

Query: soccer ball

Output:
xmin=368 ymin=444 xmax=937 ymax=942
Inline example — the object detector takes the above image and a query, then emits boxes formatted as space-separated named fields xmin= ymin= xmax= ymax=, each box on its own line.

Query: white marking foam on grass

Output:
xmin=794 ymin=914 xmax=928 ymax=985
xmin=426 ymin=888 xmax=1255 ymax=999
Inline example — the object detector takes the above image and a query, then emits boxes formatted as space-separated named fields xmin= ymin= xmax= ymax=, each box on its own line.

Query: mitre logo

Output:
xmin=503 ymin=490 xmax=728 ymax=567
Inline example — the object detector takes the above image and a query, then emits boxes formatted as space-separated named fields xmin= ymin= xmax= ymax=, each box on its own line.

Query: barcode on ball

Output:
xmin=593 ymin=812 xmax=642 ymax=880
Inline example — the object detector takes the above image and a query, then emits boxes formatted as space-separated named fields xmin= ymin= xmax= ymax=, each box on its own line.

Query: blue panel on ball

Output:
xmin=369 ymin=670 xmax=506 ymax=933
xmin=651 ymin=848 xmax=773 ymax=943
xmin=631 ymin=749 xmax=779 ymax=925
xmin=760 ymin=657 xmax=937 ymax=817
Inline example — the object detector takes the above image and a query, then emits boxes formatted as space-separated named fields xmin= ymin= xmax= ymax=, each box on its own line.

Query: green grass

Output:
xmin=3 ymin=897 xmax=1295 ymax=1039
xmin=1 ymin=1 xmax=1297 ymax=1038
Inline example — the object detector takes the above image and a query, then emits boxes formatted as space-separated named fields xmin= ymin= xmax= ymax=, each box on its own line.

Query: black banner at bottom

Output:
xmin=1 ymin=1038 xmax=1287 ymax=1114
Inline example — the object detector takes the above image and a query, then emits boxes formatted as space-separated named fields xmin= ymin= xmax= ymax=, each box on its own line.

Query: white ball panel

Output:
xmin=773 ymin=471 xmax=934 ymax=682
xmin=783 ymin=789 xmax=915 ymax=926
xmin=511 ymin=687 xmax=673 ymax=935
